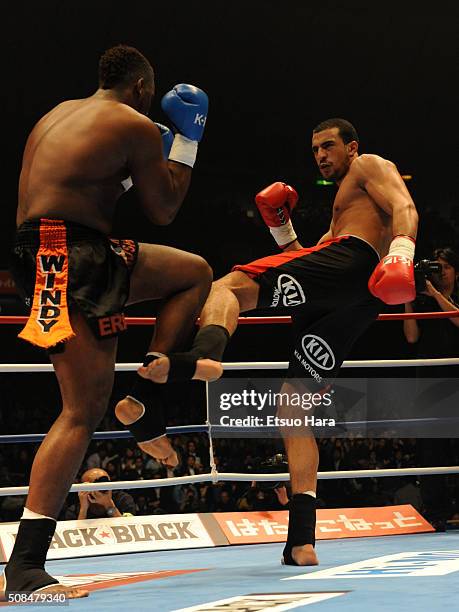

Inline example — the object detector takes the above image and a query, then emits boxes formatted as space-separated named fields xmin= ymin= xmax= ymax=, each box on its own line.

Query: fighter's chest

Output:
xmin=332 ymin=180 xmax=365 ymax=216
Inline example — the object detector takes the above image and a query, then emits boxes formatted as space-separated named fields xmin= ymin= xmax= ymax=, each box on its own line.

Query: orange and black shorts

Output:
xmin=10 ymin=218 xmax=139 ymax=351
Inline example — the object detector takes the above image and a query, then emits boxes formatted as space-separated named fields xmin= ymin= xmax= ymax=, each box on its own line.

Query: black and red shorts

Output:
xmin=233 ymin=235 xmax=382 ymax=382
xmin=10 ymin=218 xmax=139 ymax=351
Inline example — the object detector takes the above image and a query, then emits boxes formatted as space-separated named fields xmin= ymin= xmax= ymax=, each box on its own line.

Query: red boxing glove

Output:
xmin=368 ymin=236 xmax=416 ymax=304
xmin=255 ymin=182 xmax=298 ymax=248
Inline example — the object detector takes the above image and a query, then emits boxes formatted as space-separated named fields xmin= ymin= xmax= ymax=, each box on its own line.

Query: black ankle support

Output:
xmin=4 ymin=518 xmax=59 ymax=594
xmin=167 ymin=325 xmax=230 ymax=382
xmin=282 ymin=493 xmax=317 ymax=565
xmin=190 ymin=325 xmax=230 ymax=361
xmin=167 ymin=353 xmax=199 ymax=381
xmin=126 ymin=355 xmax=166 ymax=443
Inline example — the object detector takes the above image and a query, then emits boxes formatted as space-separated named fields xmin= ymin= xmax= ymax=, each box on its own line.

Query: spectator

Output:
xmin=179 ymin=486 xmax=200 ymax=513
xmin=375 ymin=439 xmax=392 ymax=466
xmin=135 ymin=494 xmax=149 ymax=515
xmin=64 ymin=468 xmax=136 ymax=520
xmin=186 ymin=441 xmax=202 ymax=466
xmin=391 ymin=448 xmax=406 ymax=469
xmin=105 ymin=461 xmax=119 ymax=481
xmin=147 ymin=495 xmax=167 ymax=515
xmin=85 ymin=444 xmax=109 ymax=470
xmin=120 ymin=457 xmax=138 ymax=480
xmin=144 ymin=455 xmax=163 ymax=476
xmin=368 ymin=450 xmax=379 ymax=470
xmin=197 ymin=484 xmax=214 ymax=512
xmin=133 ymin=456 xmax=146 ymax=480
xmin=215 ymin=490 xmax=237 ymax=512
xmin=120 ymin=447 xmax=136 ymax=473
xmin=274 ymin=485 xmax=290 ymax=508
xmin=403 ymin=247 xmax=459 ymax=530
xmin=404 ymin=247 xmax=459 ymax=356
xmin=183 ymin=455 xmax=201 ymax=476
xmin=393 ymin=478 xmax=423 ymax=512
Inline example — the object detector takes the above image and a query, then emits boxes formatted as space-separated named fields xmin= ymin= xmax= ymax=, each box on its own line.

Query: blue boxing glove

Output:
xmin=161 ymin=84 xmax=208 ymax=167
xmin=161 ymin=84 xmax=208 ymax=140
xmin=155 ymin=122 xmax=174 ymax=159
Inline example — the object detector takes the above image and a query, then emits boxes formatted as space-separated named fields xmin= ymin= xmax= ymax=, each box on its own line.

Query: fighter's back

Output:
xmin=17 ymin=97 xmax=136 ymax=233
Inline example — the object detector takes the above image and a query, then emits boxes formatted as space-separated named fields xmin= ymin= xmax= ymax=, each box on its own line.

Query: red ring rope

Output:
xmin=0 ymin=311 xmax=458 ymax=326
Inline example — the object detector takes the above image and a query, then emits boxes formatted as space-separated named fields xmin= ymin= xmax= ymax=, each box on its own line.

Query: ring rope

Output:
xmin=1 ymin=466 xmax=458 ymax=497
xmin=1 ymin=357 xmax=458 ymax=374
xmin=222 ymin=358 xmax=459 ymax=369
xmin=1 ymin=314 xmax=457 ymax=501
xmin=1 ymin=416 xmax=456 ymax=446
xmin=0 ymin=311 xmax=458 ymax=327
xmin=0 ymin=426 xmax=208 ymax=445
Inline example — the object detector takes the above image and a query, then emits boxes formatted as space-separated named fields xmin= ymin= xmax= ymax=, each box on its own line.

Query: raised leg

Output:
xmin=199 ymin=271 xmax=260 ymax=332
xmin=115 ymin=244 xmax=215 ymax=463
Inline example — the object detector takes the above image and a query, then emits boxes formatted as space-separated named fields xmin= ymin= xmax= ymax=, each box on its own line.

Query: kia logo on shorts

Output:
xmin=277 ymin=274 xmax=306 ymax=307
xmin=301 ymin=334 xmax=336 ymax=370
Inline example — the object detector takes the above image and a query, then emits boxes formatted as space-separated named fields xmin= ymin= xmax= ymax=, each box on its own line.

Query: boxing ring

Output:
xmin=1 ymin=311 xmax=459 ymax=610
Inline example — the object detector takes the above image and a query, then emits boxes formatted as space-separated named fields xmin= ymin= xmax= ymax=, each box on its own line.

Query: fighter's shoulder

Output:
xmin=351 ymin=154 xmax=397 ymax=178
xmin=34 ymin=99 xmax=79 ymax=127
xmin=114 ymin=105 xmax=160 ymax=143
xmin=104 ymin=102 xmax=150 ymax=129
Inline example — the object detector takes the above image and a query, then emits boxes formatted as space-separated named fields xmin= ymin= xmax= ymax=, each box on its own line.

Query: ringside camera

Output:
xmin=414 ymin=259 xmax=441 ymax=293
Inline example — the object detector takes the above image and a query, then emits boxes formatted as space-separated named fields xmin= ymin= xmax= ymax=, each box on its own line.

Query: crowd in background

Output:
xmin=1 ymin=432 xmax=459 ymax=530
xmin=0 ymin=201 xmax=458 ymax=530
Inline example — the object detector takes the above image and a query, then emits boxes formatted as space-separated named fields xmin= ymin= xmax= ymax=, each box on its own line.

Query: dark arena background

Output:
xmin=1 ymin=2 xmax=459 ymax=610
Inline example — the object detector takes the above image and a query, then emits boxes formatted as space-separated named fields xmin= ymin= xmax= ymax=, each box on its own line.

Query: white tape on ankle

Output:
xmin=22 ymin=507 xmax=55 ymax=521
xmin=299 ymin=490 xmax=316 ymax=498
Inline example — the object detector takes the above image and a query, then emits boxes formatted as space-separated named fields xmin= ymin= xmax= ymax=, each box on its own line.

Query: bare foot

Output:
xmin=138 ymin=436 xmax=179 ymax=468
xmin=115 ymin=398 xmax=179 ymax=468
xmin=290 ymin=544 xmax=319 ymax=566
xmin=138 ymin=357 xmax=223 ymax=384
xmin=194 ymin=358 xmax=224 ymax=382
xmin=0 ymin=574 xmax=89 ymax=601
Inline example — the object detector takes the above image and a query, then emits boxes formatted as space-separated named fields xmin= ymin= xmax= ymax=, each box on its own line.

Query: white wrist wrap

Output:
xmin=388 ymin=235 xmax=415 ymax=260
xmin=169 ymin=134 xmax=198 ymax=168
xmin=270 ymin=220 xmax=297 ymax=247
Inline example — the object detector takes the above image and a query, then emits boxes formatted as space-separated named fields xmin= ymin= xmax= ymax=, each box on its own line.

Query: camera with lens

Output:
xmin=257 ymin=453 xmax=288 ymax=491
xmin=414 ymin=259 xmax=442 ymax=293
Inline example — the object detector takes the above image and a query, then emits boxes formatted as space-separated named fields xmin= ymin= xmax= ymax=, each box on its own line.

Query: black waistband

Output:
xmin=333 ymin=235 xmax=380 ymax=262
xmin=14 ymin=218 xmax=107 ymax=249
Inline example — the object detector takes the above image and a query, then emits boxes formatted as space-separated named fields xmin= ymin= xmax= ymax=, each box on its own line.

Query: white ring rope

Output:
xmin=1 ymin=357 xmax=459 ymax=373
xmin=0 ymin=466 xmax=458 ymax=497
xmin=1 ymin=358 xmax=458 ymax=501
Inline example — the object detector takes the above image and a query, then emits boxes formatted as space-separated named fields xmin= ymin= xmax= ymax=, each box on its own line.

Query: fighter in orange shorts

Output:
xmin=3 ymin=45 xmax=222 ymax=599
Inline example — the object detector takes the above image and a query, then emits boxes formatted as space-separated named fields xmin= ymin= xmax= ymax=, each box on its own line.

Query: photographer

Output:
xmin=403 ymin=247 xmax=459 ymax=530
xmin=404 ymin=247 xmax=459 ymax=354
xmin=237 ymin=454 xmax=291 ymax=511
xmin=65 ymin=468 xmax=136 ymax=520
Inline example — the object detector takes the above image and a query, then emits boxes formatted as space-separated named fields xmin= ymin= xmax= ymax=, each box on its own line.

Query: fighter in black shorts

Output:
xmin=233 ymin=234 xmax=381 ymax=383
xmin=3 ymin=46 xmax=223 ymax=599
xmin=147 ymin=119 xmax=418 ymax=567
